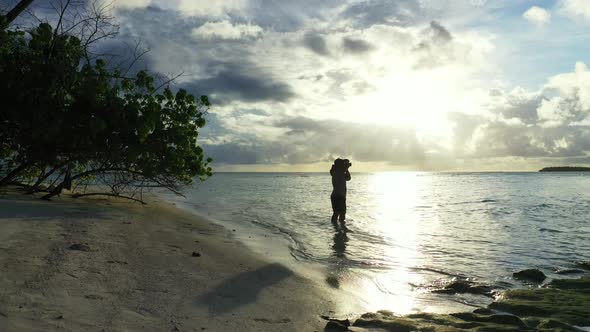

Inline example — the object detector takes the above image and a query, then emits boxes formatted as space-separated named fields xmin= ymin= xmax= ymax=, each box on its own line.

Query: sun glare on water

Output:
xmin=353 ymin=172 xmax=435 ymax=314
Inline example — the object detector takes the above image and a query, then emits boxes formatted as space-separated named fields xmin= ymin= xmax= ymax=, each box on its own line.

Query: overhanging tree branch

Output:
xmin=5 ymin=0 xmax=35 ymax=25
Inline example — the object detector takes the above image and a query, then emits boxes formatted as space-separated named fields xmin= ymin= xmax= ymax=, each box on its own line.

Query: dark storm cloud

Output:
xmin=91 ymin=6 xmax=296 ymax=104
xmin=303 ymin=32 xmax=330 ymax=56
xmin=183 ymin=62 xmax=296 ymax=104
xmin=342 ymin=37 xmax=374 ymax=54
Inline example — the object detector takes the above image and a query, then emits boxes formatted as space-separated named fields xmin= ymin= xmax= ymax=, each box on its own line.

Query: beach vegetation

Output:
xmin=0 ymin=2 xmax=212 ymax=202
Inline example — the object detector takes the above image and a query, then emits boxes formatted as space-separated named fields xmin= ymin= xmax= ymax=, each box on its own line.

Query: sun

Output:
xmin=339 ymin=65 xmax=481 ymax=141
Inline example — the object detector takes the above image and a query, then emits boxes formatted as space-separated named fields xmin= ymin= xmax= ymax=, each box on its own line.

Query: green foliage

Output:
xmin=0 ymin=22 xmax=212 ymax=199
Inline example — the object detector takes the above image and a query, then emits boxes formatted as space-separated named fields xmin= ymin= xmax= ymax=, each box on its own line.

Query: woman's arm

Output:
xmin=345 ymin=170 xmax=351 ymax=181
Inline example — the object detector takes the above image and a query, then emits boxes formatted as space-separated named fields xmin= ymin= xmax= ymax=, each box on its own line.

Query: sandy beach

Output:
xmin=0 ymin=190 xmax=334 ymax=331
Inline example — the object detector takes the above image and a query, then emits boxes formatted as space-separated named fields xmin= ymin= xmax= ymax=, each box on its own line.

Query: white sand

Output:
xmin=0 ymin=191 xmax=336 ymax=331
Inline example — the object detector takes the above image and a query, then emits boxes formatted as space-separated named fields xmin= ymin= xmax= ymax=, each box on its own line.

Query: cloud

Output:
xmin=97 ymin=0 xmax=151 ymax=11
xmin=84 ymin=0 xmax=590 ymax=170
xmin=191 ymin=21 xmax=263 ymax=40
xmin=489 ymin=87 xmax=544 ymax=124
xmin=339 ymin=0 xmax=424 ymax=28
xmin=523 ymin=6 xmax=551 ymax=27
xmin=412 ymin=21 xmax=479 ymax=70
xmin=448 ymin=63 xmax=590 ymax=161
xmin=204 ymin=115 xmax=430 ymax=166
xmin=170 ymin=0 xmax=249 ymax=18
xmin=342 ymin=37 xmax=374 ymax=54
xmin=302 ymin=32 xmax=330 ymax=56
xmin=539 ymin=62 xmax=590 ymax=126
xmin=558 ymin=0 xmax=590 ymax=20
xmin=428 ymin=21 xmax=453 ymax=43
xmin=184 ymin=62 xmax=296 ymax=103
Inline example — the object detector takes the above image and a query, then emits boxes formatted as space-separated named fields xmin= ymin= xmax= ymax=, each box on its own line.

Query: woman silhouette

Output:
xmin=329 ymin=158 xmax=351 ymax=224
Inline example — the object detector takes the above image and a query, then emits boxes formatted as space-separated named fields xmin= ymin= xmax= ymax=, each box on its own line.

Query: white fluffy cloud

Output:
xmin=523 ymin=6 xmax=551 ymax=26
xmin=558 ymin=0 xmax=590 ymax=20
xmin=109 ymin=0 xmax=151 ymax=10
xmin=176 ymin=0 xmax=249 ymax=17
xmin=192 ymin=21 xmax=262 ymax=40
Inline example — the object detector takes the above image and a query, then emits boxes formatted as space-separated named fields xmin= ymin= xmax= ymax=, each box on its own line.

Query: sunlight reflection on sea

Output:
xmin=162 ymin=172 xmax=590 ymax=314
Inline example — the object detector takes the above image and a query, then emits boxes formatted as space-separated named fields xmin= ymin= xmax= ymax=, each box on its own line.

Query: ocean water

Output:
xmin=162 ymin=172 xmax=590 ymax=314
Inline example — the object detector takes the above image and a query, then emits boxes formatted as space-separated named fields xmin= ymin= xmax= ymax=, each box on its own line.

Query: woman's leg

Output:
xmin=330 ymin=195 xmax=339 ymax=223
xmin=338 ymin=196 xmax=347 ymax=223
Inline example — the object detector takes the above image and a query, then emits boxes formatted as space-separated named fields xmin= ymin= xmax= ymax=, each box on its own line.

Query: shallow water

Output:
xmin=162 ymin=172 xmax=590 ymax=314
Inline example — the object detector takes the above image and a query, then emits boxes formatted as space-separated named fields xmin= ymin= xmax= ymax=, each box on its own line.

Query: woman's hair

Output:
xmin=331 ymin=158 xmax=346 ymax=175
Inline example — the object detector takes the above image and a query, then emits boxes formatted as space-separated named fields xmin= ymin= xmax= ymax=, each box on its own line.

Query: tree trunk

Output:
xmin=26 ymin=166 xmax=59 ymax=194
xmin=5 ymin=0 xmax=35 ymax=25
xmin=0 ymin=161 xmax=31 ymax=187
xmin=41 ymin=182 xmax=63 ymax=200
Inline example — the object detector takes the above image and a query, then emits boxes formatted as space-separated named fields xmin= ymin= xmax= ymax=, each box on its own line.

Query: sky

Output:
xmin=4 ymin=0 xmax=590 ymax=171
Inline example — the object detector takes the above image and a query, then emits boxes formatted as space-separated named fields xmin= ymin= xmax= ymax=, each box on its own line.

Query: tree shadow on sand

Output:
xmin=0 ymin=198 xmax=108 ymax=220
xmin=197 ymin=263 xmax=293 ymax=315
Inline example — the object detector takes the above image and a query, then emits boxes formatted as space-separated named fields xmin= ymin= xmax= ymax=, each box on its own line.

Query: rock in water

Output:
xmin=513 ymin=269 xmax=546 ymax=283
xmin=555 ymin=268 xmax=584 ymax=275
xmin=431 ymin=280 xmax=495 ymax=297
xmin=575 ymin=261 xmax=590 ymax=271
xmin=325 ymin=320 xmax=350 ymax=331
xmin=67 ymin=243 xmax=90 ymax=252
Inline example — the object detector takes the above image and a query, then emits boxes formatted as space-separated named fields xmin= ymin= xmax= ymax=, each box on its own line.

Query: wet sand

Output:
xmin=0 ymin=191 xmax=334 ymax=331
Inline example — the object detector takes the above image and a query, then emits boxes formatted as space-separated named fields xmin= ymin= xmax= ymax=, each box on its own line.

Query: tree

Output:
xmin=0 ymin=2 xmax=212 ymax=202
xmin=2 ymin=0 xmax=35 ymax=26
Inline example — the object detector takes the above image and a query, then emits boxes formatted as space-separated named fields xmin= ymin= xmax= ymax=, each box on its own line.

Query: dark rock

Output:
xmin=431 ymin=280 xmax=495 ymax=297
xmin=450 ymin=312 xmax=526 ymax=327
xmin=549 ymin=277 xmax=590 ymax=290
xmin=555 ymin=268 xmax=585 ymax=275
xmin=327 ymin=318 xmax=350 ymax=326
xmin=537 ymin=319 xmax=579 ymax=330
xmin=54 ymin=315 xmax=64 ymax=320
xmin=513 ymin=269 xmax=546 ymax=283
xmin=326 ymin=275 xmax=340 ymax=288
xmin=324 ymin=320 xmax=349 ymax=332
xmin=575 ymin=261 xmax=590 ymax=271
xmin=191 ymin=252 xmax=201 ymax=257
xmin=68 ymin=243 xmax=90 ymax=252
xmin=472 ymin=308 xmax=494 ymax=315
xmin=489 ymin=302 xmax=550 ymax=317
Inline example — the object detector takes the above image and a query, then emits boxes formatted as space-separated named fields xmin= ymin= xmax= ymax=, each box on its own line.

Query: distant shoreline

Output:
xmin=539 ymin=166 xmax=590 ymax=172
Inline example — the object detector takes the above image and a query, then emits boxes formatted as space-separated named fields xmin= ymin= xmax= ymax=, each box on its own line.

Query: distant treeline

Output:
xmin=539 ymin=167 xmax=590 ymax=172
